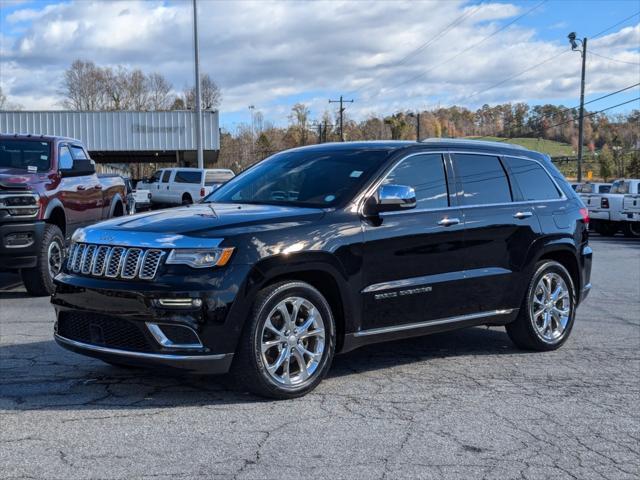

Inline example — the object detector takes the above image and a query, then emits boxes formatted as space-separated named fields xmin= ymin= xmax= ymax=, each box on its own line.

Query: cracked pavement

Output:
xmin=1 ymin=235 xmax=639 ymax=480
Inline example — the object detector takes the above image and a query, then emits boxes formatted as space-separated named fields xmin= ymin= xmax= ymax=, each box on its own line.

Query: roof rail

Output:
xmin=419 ymin=137 xmax=527 ymax=150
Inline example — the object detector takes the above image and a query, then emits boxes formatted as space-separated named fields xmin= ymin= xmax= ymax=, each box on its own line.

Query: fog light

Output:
xmin=155 ymin=298 xmax=203 ymax=308
xmin=4 ymin=232 xmax=34 ymax=248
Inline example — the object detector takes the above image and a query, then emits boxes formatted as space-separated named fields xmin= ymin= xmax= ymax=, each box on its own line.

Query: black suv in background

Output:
xmin=52 ymin=139 xmax=592 ymax=399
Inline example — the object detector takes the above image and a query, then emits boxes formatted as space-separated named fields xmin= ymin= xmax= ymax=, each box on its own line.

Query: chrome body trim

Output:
xmin=54 ymin=334 xmax=226 ymax=361
xmin=362 ymin=267 xmax=511 ymax=294
xmin=354 ymin=309 xmax=516 ymax=337
xmin=146 ymin=323 xmax=203 ymax=350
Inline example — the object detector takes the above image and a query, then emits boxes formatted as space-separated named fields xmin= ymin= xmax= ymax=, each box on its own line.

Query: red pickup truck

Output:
xmin=0 ymin=134 xmax=127 ymax=295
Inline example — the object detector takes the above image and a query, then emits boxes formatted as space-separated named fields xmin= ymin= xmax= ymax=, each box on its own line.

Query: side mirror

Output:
xmin=364 ymin=184 xmax=416 ymax=215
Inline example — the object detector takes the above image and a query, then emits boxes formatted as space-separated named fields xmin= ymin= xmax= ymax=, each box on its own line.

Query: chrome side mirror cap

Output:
xmin=374 ymin=184 xmax=417 ymax=213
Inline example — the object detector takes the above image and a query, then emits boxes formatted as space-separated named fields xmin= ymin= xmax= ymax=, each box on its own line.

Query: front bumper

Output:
xmin=0 ymin=220 xmax=45 ymax=270
xmin=51 ymin=264 xmax=252 ymax=373
xmin=54 ymin=334 xmax=233 ymax=374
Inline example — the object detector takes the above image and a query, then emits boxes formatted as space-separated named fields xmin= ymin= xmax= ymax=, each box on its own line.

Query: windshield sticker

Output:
xmin=324 ymin=195 xmax=336 ymax=203
xmin=28 ymin=166 xmax=38 ymax=173
xmin=41 ymin=142 xmax=48 ymax=146
xmin=350 ymin=170 xmax=363 ymax=178
xmin=40 ymin=155 xmax=48 ymax=160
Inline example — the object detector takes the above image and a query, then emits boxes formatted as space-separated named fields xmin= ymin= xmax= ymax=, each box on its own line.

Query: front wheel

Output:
xmin=231 ymin=281 xmax=336 ymax=399
xmin=21 ymin=224 xmax=65 ymax=296
xmin=506 ymin=260 xmax=576 ymax=351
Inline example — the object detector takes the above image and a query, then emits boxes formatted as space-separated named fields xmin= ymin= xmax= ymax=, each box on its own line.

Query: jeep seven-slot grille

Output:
xmin=66 ymin=243 xmax=165 ymax=280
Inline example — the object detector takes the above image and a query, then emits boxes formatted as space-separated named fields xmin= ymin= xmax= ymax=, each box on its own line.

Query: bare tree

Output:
xmin=289 ymin=103 xmax=310 ymax=145
xmin=184 ymin=73 xmax=222 ymax=110
xmin=61 ymin=60 xmax=107 ymax=110
xmin=147 ymin=73 xmax=173 ymax=110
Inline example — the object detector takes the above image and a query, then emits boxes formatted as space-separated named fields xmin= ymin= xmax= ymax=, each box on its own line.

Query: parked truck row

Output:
xmin=576 ymin=179 xmax=640 ymax=237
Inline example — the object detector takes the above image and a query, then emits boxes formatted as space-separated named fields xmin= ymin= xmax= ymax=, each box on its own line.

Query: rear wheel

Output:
xmin=182 ymin=194 xmax=193 ymax=205
xmin=21 ymin=224 xmax=64 ymax=296
xmin=231 ymin=281 xmax=336 ymax=399
xmin=594 ymin=221 xmax=618 ymax=236
xmin=622 ymin=222 xmax=640 ymax=238
xmin=506 ymin=261 xmax=576 ymax=351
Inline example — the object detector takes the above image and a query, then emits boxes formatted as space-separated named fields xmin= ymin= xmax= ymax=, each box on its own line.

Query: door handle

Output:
xmin=438 ymin=217 xmax=460 ymax=227
xmin=513 ymin=211 xmax=533 ymax=219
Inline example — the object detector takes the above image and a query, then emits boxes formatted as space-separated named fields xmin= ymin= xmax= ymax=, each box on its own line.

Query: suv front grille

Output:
xmin=57 ymin=312 xmax=154 ymax=352
xmin=67 ymin=243 xmax=165 ymax=280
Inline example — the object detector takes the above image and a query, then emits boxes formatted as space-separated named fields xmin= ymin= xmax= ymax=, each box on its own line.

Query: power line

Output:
xmin=351 ymin=3 xmax=484 ymax=96
xmin=589 ymin=50 xmax=640 ymax=66
xmin=546 ymin=97 xmax=640 ymax=130
xmin=369 ymin=0 xmax=547 ymax=98
xmin=329 ymin=95 xmax=354 ymax=142
xmin=590 ymin=10 xmax=640 ymax=38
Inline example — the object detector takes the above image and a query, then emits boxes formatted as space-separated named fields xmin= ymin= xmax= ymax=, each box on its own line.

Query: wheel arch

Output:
xmin=533 ymin=242 xmax=581 ymax=296
xmin=43 ymin=199 xmax=67 ymax=236
xmin=242 ymin=252 xmax=356 ymax=353
xmin=109 ymin=193 xmax=124 ymax=217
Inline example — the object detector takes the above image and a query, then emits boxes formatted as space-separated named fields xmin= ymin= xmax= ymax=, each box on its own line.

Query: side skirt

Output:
xmin=340 ymin=308 xmax=518 ymax=353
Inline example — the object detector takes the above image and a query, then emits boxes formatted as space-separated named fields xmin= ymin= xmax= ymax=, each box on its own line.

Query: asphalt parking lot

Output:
xmin=1 ymin=234 xmax=638 ymax=480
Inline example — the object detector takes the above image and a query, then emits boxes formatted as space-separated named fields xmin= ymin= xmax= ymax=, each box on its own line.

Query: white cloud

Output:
xmin=0 ymin=0 xmax=638 ymax=123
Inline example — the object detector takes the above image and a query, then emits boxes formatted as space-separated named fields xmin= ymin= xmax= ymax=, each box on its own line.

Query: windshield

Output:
xmin=575 ymin=184 xmax=594 ymax=193
xmin=0 ymin=139 xmax=51 ymax=172
xmin=206 ymin=148 xmax=390 ymax=208
xmin=610 ymin=180 xmax=629 ymax=194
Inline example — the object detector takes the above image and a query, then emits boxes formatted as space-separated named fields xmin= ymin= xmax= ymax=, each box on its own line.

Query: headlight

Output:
xmin=0 ymin=193 xmax=40 ymax=216
xmin=71 ymin=228 xmax=86 ymax=243
xmin=166 ymin=248 xmax=234 ymax=268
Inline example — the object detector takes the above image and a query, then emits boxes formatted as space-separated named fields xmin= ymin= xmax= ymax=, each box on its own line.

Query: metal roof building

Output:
xmin=0 ymin=110 xmax=220 ymax=165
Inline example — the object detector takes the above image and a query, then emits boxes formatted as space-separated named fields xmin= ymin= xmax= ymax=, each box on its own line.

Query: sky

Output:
xmin=1 ymin=0 xmax=639 ymax=131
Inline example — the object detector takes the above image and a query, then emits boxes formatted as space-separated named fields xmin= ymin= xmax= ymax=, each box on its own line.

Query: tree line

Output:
xmin=60 ymin=59 xmax=221 ymax=111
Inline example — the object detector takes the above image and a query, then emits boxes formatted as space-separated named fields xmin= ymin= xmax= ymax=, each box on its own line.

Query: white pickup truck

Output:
xmin=575 ymin=182 xmax=611 ymax=210
xmin=588 ymin=178 xmax=640 ymax=237
xmin=142 ymin=168 xmax=235 ymax=206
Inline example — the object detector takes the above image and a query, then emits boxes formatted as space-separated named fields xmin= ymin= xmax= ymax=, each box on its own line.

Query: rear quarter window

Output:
xmin=503 ymin=157 xmax=561 ymax=201
xmin=175 ymin=171 xmax=202 ymax=184
xmin=453 ymin=154 xmax=512 ymax=205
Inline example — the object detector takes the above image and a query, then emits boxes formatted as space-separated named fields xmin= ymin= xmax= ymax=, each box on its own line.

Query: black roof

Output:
xmin=287 ymin=138 xmax=547 ymax=160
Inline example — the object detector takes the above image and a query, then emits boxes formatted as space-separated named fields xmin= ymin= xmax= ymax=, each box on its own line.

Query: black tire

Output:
xmin=182 ymin=194 xmax=193 ymax=205
xmin=20 ymin=224 xmax=65 ymax=296
xmin=594 ymin=221 xmax=618 ymax=236
xmin=506 ymin=260 xmax=576 ymax=351
xmin=231 ymin=281 xmax=336 ymax=399
xmin=622 ymin=222 xmax=640 ymax=238
xmin=112 ymin=201 xmax=124 ymax=217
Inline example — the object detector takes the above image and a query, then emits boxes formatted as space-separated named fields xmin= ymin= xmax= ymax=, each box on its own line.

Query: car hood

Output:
xmin=0 ymin=169 xmax=49 ymax=189
xmin=83 ymin=203 xmax=326 ymax=240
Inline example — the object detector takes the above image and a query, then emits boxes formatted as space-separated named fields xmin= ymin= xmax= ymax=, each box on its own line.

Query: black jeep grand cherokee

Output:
xmin=53 ymin=139 xmax=592 ymax=399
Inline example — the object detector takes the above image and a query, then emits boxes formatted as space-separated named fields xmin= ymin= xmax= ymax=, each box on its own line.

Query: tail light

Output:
xmin=601 ymin=198 xmax=609 ymax=209
xmin=200 ymin=187 xmax=205 ymax=197
xmin=579 ymin=207 xmax=590 ymax=225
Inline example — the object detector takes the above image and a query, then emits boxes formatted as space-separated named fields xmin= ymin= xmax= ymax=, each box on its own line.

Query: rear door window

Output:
xmin=382 ymin=153 xmax=448 ymax=210
xmin=161 ymin=170 xmax=172 ymax=183
xmin=503 ymin=157 xmax=561 ymax=201
xmin=453 ymin=154 xmax=512 ymax=205
xmin=174 ymin=171 xmax=202 ymax=184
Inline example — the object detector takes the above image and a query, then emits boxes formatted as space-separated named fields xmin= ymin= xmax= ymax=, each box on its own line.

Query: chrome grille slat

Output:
xmin=105 ymin=247 xmax=126 ymax=278
xmin=81 ymin=245 xmax=97 ymax=274
xmin=67 ymin=243 xmax=164 ymax=280
xmin=92 ymin=246 xmax=111 ymax=276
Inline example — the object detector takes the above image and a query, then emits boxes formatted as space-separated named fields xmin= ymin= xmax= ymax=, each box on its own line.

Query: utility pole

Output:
xmin=329 ymin=95 xmax=354 ymax=142
xmin=416 ymin=112 xmax=421 ymax=141
xmin=568 ymin=32 xmax=587 ymax=182
xmin=193 ymin=0 xmax=204 ymax=169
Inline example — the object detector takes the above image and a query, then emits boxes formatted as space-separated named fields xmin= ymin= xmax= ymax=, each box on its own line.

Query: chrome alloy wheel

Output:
xmin=47 ymin=240 xmax=63 ymax=279
xmin=531 ymin=272 xmax=571 ymax=343
xmin=260 ymin=296 xmax=325 ymax=387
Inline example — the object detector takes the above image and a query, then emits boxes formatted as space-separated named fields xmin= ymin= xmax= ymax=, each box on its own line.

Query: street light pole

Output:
xmin=568 ymin=32 xmax=587 ymax=183
xmin=193 ymin=0 xmax=204 ymax=169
